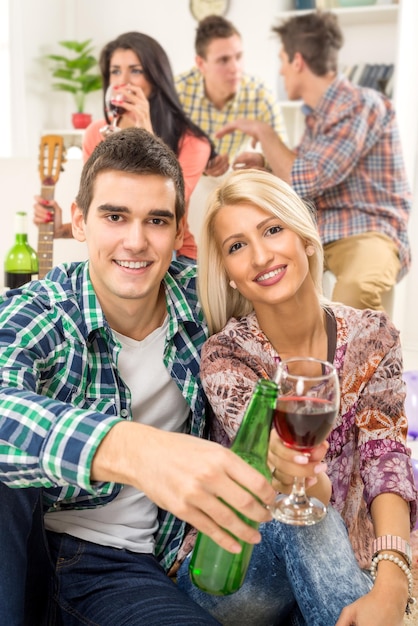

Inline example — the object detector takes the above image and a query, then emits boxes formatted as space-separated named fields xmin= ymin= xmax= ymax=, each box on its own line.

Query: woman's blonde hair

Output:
xmin=198 ymin=169 xmax=324 ymax=335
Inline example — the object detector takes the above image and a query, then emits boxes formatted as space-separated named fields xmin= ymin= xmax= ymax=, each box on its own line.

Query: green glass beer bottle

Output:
xmin=189 ymin=378 xmax=277 ymax=595
xmin=4 ymin=212 xmax=39 ymax=289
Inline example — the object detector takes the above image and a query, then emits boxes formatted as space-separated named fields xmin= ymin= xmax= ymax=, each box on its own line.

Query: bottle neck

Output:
xmin=15 ymin=233 xmax=28 ymax=244
xmin=231 ymin=379 xmax=277 ymax=463
xmin=14 ymin=213 xmax=29 ymax=242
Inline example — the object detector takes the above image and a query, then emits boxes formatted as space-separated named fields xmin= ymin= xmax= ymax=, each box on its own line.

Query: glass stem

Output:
xmin=289 ymin=475 xmax=309 ymax=505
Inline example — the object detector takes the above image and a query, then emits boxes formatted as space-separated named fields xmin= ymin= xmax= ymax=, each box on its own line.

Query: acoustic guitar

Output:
xmin=37 ymin=135 xmax=66 ymax=279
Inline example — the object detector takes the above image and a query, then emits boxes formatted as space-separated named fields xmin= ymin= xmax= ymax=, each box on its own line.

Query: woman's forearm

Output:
xmin=369 ymin=493 xmax=412 ymax=611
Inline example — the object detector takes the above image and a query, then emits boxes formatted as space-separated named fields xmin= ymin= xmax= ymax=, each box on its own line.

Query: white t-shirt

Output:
xmin=44 ymin=316 xmax=190 ymax=553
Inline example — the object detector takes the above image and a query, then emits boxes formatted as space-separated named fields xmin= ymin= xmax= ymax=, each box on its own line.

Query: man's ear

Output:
xmin=195 ymin=54 xmax=205 ymax=74
xmin=173 ymin=216 xmax=185 ymax=252
xmin=71 ymin=202 xmax=86 ymax=242
xmin=293 ymin=51 xmax=304 ymax=72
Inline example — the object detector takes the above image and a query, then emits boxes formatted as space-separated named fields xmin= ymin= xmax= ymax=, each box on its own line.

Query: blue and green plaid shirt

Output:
xmin=0 ymin=261 xmax=208 ymax=570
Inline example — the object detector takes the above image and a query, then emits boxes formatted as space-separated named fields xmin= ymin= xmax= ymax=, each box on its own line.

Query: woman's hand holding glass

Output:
xmin=268 ymin=430 xmax=331 ymax=500
xmin=101 ymin=83 xmax=153 ymax=138
xmin=120 ymin=84 xmax=153 ymax=133
xmin=269 ymin=357 xmax=339 ymax=525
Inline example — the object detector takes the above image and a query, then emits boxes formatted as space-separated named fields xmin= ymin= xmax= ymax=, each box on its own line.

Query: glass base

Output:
xmin=269 ymin=493 xmax=327 ymax=526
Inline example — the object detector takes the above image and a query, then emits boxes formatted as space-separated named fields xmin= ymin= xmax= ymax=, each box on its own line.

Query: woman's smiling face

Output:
xmin=213 ymin=202 xmax=311 ymax=307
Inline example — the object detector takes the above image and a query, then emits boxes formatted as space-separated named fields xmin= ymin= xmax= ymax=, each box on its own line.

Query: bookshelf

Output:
xmin=275 ymin=3 xmax=400 ymax=147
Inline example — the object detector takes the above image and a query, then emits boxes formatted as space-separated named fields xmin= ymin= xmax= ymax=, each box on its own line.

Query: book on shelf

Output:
xmin=340 ymin=62 xmax=395 ymax=97
xmin=382 ymin=65 xmax=395 ymax=98
xmin=365 ymin=64 xmax=382 ymax=90
xmin=371 ymin=64 xmax=390 ymax=92
xmin=340 ymin=64 xmax=353 ymax=80
xmin=347 ymin=65 xmax=359 ymax=83
xmin=350 ymin=63 xmax=367 ymax=87
xmin=358 ymin=64 xmax=374 ymax=87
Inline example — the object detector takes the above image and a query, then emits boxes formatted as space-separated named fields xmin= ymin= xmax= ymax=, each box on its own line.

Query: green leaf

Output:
xmin=44 ymin=39 xmax=102 ymax=112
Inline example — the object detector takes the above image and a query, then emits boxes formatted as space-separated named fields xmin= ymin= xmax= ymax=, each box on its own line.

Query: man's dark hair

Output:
xmin=195 ymin=15 xmax=240 ymax=58
xmin=76 ymin=128 xmax=185 ymax=223
xmin=273 ymin=11 xmax=343 ymax=76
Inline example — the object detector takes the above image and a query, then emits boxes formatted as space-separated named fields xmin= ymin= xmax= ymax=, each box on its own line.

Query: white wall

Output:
xmin=391 ymin=0 xmax=418 ymax=367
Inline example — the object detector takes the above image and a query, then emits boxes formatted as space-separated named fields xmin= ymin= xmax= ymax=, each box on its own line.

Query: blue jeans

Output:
xmin=0 ymin=483 xmax=52 ymax=625
xmin=46 ymin=531 xmax=220 ymax=625
xmin=178 ymin=506 xmax=373 ymax=626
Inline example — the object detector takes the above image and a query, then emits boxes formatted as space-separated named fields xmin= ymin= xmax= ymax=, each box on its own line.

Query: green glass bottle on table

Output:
xmin=4 ymin=212 xmax=39 ymax=289
xmin=189 ymin=378 xmax=278 ymax=595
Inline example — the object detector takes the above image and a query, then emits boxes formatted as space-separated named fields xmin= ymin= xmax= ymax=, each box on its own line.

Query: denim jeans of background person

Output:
xmin=0 ymin=129 xmax=275 ymax=625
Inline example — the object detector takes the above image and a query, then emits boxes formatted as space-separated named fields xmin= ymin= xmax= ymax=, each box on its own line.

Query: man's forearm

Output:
xmin=257 ymin=125 xmax=296 ymax=184
xmin=91 ymin=420 xmax=276 ymax=553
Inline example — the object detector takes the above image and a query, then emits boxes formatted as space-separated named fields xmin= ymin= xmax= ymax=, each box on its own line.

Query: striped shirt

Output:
xmin=0 ymin=261 xmax=208 ymax=571
xmin=175 ymin=67 xmax=288 ymax=159
xmin=291 ymin=75 xmax=411 ymax=281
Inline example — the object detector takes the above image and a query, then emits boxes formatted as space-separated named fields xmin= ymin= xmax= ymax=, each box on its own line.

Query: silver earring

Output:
xmin=229 ymin=280 xmax=237 ymax=289
xmin=306 ymin=245 xmax=315 ymax=257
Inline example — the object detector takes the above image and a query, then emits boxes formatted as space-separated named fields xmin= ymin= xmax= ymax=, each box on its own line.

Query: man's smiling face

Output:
xmin=72 ymin=170 xmax=183 ymax=314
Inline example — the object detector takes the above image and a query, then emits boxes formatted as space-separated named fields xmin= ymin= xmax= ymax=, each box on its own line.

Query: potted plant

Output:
xmin=46 ymin=39 xmax=102 ymax=129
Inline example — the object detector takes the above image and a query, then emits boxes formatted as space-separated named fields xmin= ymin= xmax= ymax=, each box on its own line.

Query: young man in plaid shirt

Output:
xmin=0 ymin=128 xmax=274 ymax=625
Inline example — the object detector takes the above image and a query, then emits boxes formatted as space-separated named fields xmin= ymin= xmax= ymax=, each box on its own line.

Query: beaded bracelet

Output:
xmin=370 ymin=552 xmax=416 ymax=615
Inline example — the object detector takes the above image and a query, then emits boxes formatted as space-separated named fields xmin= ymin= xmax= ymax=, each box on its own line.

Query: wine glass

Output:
xmin=270 ymin=357 xmax=340 ymax=526
xmin=100 ymin=84 xmax=127 ymax=137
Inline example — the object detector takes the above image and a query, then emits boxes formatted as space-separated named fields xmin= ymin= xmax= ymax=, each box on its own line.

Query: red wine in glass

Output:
xmin=270 ymin=357 xmax=339 ymax=526
xmin=108 ymin=98 xmax=126 ymax=118
xmin=274 ymin=396 xmax=337 ymax=453
xmin=100 ymin=85 xmax=126 ymax=137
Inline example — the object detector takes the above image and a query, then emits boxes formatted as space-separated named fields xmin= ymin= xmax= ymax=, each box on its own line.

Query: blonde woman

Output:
xmin=178 ymin=169 xmax=417 ymax=626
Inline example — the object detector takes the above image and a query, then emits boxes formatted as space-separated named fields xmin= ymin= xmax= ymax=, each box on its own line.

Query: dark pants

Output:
xmin=46 ymin=531 xmax=219 ymax=625
xmin=1 ymin=481 xmax=217 ymax=625
xmin=0 ymin=483 xmax=54 ymax=625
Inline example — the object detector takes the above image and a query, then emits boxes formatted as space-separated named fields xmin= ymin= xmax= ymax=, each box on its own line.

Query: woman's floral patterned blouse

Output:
xmin=201 ymin=303 xmax=418 ymax=568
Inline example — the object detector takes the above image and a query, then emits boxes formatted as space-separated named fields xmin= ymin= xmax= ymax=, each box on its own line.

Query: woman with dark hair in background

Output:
xmin=34 ymin=31 xmax=214 ymax=264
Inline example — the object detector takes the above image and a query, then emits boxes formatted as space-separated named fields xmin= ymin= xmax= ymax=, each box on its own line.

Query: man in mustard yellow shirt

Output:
xmin=175 ymin=14 xmax=287 ymax=177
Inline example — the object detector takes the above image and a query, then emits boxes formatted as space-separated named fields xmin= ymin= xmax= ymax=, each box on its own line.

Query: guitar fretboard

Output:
xmin=37 ymin=184 xmax=55 ymax=279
